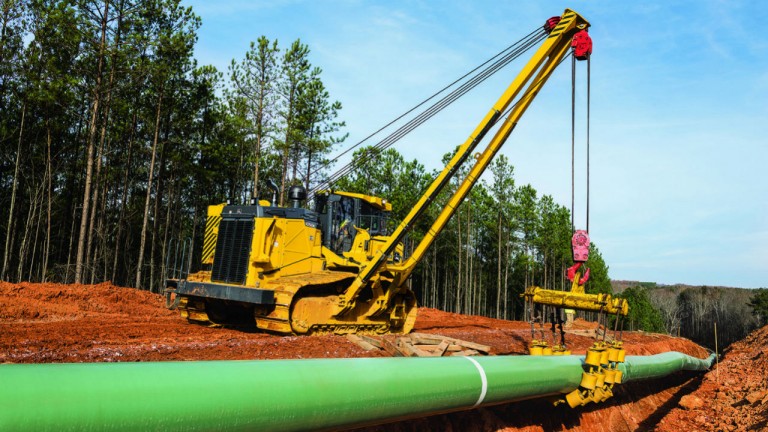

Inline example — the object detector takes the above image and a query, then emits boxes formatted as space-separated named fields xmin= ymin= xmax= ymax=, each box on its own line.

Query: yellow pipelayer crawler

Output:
xmin=166 ymin=9 xmax=593 ymax=335
xmin=176 ymin=190 xmax=412 ymax=334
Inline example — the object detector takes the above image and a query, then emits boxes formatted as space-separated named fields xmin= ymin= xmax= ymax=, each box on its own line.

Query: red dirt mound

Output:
xmin=0 ymin=281 xmax=371 ymax=363
xmin=1 ymin=282 xmax=715 ymax=431
xmin=656 ymin=323 xmax=768 ymax=432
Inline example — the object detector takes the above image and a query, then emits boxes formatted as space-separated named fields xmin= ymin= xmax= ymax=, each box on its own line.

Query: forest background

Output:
xmin=0 ymin=0 xmax=764 ymax=351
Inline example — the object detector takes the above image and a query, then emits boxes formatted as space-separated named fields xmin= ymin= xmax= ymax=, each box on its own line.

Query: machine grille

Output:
xmin=211 ymin=218 xmax=254 ymax=284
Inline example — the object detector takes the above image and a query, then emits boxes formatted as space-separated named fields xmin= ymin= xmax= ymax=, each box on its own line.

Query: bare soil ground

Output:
xmin=656 ymin=323 xmax=768 ymax=432
xmin=1 ymin=281 xmax=752 ymax=431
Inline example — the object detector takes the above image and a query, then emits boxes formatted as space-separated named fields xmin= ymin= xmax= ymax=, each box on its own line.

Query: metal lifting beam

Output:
xmin=0 ymin=352 xmax=715 ymax=431
xmin=524 ymin=285 xmax=629 ymax=316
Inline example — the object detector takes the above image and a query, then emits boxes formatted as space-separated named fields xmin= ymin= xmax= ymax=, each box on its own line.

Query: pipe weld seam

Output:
xmin=464 ymin=356 xmax=488 ymax=408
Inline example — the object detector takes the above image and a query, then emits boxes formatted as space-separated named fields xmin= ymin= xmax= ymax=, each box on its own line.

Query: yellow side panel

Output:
xmin=201 ymin=204 xmax=225 ymax=265
xmin=278 ymin=219 xmax=324 ymax=277
xmin=245 ymin=217 xmax=325 ymax=286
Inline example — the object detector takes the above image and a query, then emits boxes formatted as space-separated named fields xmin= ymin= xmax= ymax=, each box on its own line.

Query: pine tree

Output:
xmin=229 ymin=36 xmax=279 ymax=200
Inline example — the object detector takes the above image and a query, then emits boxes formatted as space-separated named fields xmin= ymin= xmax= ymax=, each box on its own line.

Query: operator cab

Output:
xmin=314 ymin=191 xmax=392 ymax=255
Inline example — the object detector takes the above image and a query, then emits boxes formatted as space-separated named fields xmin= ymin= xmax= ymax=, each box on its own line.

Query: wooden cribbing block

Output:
xmin=345 ymin=334 xmax=379 ymax=351
xmin=379 ymin=338 xmax=404 ymax=357
xmin=409 ymin=333 xmax=491 ymax=353
xmin=358 ymin=335 xmax=383 ymax=349
xmin=450 ymin=349 xmax=480 ymax=357
xmin=396 ymin=339 xmax=423 ymax=357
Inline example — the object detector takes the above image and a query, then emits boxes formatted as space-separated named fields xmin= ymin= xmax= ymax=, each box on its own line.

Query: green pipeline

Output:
xmin=0 ymin=352 xmax=714 ymax=431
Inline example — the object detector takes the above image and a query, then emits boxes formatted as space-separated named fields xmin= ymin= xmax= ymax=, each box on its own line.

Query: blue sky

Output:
xmin=183 ymin=0 xmax=767 ymax=288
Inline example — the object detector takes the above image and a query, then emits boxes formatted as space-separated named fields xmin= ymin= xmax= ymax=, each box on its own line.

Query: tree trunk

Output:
xmin=0 ymin=2 xmax=15 ymax=104
xmin=89 ymin=178 xmax=108 ymax=284
xmin=188 ymin=203 xmax=199 ymax=276
xmin=28 ymin=181 xmax=45 ymax=281
xmin=304 ymin=146 xmax=313 ymax=191
xmin=496 ymin=211 xmax=502 ymax=318
xmin=159 ymin=172 xmax=176 ymax=287
xmin=18 ymin=183 xmax=43 ymax=282
xmin=96 ymin=178 xmax=109 ymax=282
xmin=112 ymin=112 xmax=137 ymax=284
xmin=279 ymin=86 xmax=297 ymax=206
xmin=253 ymin=128 xmax=261 ymax=199
xmin=149 ymin=109 xmax=171 ymax=292
xmin=136 ymin=89 xmax=163 ymax=289
xmin=280 ymin=139 xmax=290 ymax=206
xmin=455 ymin=209 xmax=462 ymax=313
xmin=65 ymin=204 xmax=78 ymax=283
xmin=75 ymin=0 xmax=109 ymax=284
xmin=64 ymin=105 xmax=88 ymax=283
xmin=42 ymin=121 xmax=52 ymax=281
xmin=85 ymin=7 xmax=121 ymax=281
xmin=465 ymin=200 xmax=471 ymax=315
xmin=16 ymin=189 xmax=33 ymax=282
xmin=504 ymin=226 xmax=511 ymax=319
xmin=432 ymin=247 xmax=437 ymax=309
xmin=2 ymin=101 xmax=24 ymax=281
xmin=524 ymin=242 xmax=530 ymax=290
xmin=291 ymin=139 xmax=300 ymax=187
xmin=148 ymin=162 xmax=163 ymax=290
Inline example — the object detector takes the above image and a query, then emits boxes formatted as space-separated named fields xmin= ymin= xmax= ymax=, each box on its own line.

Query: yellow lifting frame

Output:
xmin=523 ymin=286 xmax=629 ymax=316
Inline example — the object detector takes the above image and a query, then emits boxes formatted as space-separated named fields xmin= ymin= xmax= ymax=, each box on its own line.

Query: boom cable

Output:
xmin=586 ymin=52 xmax=591 ymax=233
xmin=570 ymin=51 xmax=591 ymax=233
xmin=396 ymin=51 xmax=575 ymax=240
xmin=308 ymin=26 xmax=548 ymax=199
xmin=571 ymin=55 xmax=576 ymax=231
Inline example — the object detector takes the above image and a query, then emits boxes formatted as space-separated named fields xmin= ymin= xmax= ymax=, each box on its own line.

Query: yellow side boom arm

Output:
xmin=337 ymin=9 xmax=591 ymax=314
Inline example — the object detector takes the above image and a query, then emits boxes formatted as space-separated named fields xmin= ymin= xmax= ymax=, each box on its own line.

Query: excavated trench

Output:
xmin=2 ymin=281 xmax=759 ymax=431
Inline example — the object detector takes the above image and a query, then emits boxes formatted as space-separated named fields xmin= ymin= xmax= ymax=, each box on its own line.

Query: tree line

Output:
xmin=614 ymin=282 xmax=766 ymax=350
xmin=0 ymin=0 xmax=342 ymax=291
xmin=3 ymin=1 xmax=760 ymax=348
xmin=0 ymin=0 xmax=608 ymax=313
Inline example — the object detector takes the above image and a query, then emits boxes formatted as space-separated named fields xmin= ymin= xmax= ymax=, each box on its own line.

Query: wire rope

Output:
xmin=308 ymin=27 xmax=547 ymax=198
xmin=570 ymin=52 xmax=591 ymax=232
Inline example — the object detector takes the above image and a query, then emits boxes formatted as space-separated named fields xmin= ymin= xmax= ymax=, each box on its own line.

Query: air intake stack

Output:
xmin=288 ymin=186 xmax=307 ymax=208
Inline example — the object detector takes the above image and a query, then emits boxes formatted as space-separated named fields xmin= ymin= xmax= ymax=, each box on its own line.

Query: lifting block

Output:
xmin=594 ymin=370 xmax=606 ymax=388
xmin=613 ymin=369 xmax=623 ymax=384
xmin=591 ymin=387 xmax=606 ymax=404
xmin=580 ymin=371 xmax=598 ymax=390
xmin=599 ymin=349 xmax=610 ymax=366
xmin=608 ymin=341 xmax=625 ymax=363
xmin=565 ymin=389 xmax=586 ymax=408
xmin=584 ymin=342 xmax=605 ymax=367
xmin=607 ymin=347 xmax=620 ymax=363
xmin=529 ymin=339 xmax=548 ymax=356
xmin=598 ymin=385 xmax=613 ymax=402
